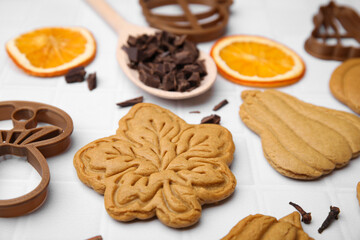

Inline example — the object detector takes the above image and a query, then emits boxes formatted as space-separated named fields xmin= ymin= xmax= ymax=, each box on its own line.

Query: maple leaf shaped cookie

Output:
xmin=74 ymin=103 xmax=236 ymax=228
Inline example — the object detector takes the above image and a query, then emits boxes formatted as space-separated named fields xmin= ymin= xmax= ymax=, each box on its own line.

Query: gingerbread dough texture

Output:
xmin=330 ymin=58 xmax=360 ymax=115
xmin=74 ymin=103 xmax=236 ymax=228
xmin=240 ymin=90 xmax=360 ymax=180
xmin=222 ymin=212 xmax=314 ymax=240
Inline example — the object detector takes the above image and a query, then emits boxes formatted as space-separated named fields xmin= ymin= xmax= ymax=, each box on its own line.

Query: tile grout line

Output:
xmin=244 ymin=131 xmax=265 ymax=213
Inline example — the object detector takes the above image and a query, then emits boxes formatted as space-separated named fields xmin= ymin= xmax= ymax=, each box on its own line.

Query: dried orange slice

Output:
xmin=6 ymin=27 xmax=96 ymax=77
xmin=210 ymin=35 xmax=305 ymax=87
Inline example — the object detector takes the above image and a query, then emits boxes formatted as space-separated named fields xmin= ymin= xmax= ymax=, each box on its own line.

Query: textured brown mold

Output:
xmin=0 ymin=101 xmax=73 ymax=217
xmin=140 ymin=0 xmax=232 ymax=43
xmin=304 ymin=1 xmax=360 ymax=61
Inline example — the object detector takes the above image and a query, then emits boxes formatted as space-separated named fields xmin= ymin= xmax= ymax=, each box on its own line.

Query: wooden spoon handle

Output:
xmin=85 ymin=0 xmax=130 ymax=34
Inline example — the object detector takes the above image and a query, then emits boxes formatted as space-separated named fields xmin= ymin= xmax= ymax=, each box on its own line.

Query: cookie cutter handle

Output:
xmin=0 ymin=145 xmax=50 ymax=217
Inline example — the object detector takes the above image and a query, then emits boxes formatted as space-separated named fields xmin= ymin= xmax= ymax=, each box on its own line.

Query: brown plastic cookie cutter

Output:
xmin=0 ymin=101 xmax=73 ymax=217
xmin=305 ymin=1 xmax=360 ymax=61
xmin=140 ymin=0 xmax=233 ymax=43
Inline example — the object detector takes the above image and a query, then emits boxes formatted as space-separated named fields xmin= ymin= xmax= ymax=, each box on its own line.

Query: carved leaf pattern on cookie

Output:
xmin=240 ymin=90 xmax=360 ymax=180
xmin=74 ymin=103 xmax=236 ymax=228
xmin=221 ymin=212 xmax=314 ymax=240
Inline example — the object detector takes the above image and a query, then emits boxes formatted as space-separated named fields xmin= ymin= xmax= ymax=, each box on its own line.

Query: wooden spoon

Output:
xmin=86 ymin=0 xmax=217 ymax=100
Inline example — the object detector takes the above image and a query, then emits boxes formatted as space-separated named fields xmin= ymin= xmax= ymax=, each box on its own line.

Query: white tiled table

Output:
xmin=0 ymin=0 xmax=360 ymax=239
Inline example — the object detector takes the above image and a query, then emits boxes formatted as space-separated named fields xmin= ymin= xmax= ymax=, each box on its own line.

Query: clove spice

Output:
xmin=289 ymin=202 xmax=312 ymax=224
xmin=318 ymin=206 xmax=340 ymax=233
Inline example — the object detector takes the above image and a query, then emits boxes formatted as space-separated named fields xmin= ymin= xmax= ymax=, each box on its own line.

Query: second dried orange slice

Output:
xmin=210 ymin=35 xmax=305 ymax=87
xmin=6 ymin=27 xmax=96 ymax=77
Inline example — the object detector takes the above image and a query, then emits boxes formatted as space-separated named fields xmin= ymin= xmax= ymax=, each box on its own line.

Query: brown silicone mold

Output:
xmin=0 ymin=101 xmax=73 ymax=217
xmin=140 ymin=0 xmax=233 ymax=43
xmin=305 ymin=1 xmax=360 ymax=61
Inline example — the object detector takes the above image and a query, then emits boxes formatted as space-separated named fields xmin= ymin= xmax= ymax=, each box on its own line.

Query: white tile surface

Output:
xmin=0 ymin=0 xmax=359 ymax=239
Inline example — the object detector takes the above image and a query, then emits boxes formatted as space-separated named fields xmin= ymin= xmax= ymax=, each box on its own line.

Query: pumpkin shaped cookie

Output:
xmin=222 ymin=212 xmax=314 ymax=240
xmin=330 ymin=58 xmax=360 ymax=115
xmin=74 ymin=103 xmax=236 ymax=228
xmin=240 ymin=90 xmax=360 ymax=180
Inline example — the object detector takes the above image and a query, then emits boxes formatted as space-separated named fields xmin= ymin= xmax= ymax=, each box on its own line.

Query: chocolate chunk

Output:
xmin=65 ymin=66 xmax=86 ymax=83
xmin=213 ymin=99 xmax=228 ymax=111
xmin=138 ymin=62 xmax=152 ymax=73
xmin=122 ymin=46 xmax=138 ymax=62
xmin=189 ymin=111 xmax=200 ymax=114
xmin=151 ymin=63 xmax=166 ymax=77
xmin=183 ymin=41 xmax=199 ymax=59
xmin=127 ymin=36 xmax=138 ymax=46
xmin=86 ymin=72 xmax=97 ymax=91
xmin=174 ymin=35 xmax=187 ymax=46
xmin=128 ymin=61 xmax=137 ymax=69
xmin=187 ymin=72 xmax=200 ymax=84
xmin=183 ymin=64 xmax=202 ymax=74
xmin=164 ymin=62 xmax=176 ymax=73
xmin=201 ymin=114 xmax=221 ymax=124
xmin=161 ymin=41 xmax=176 ymax=53
xmin=122 ymin=31 xmax=206 ymax=92
xmin=196 ymin=60 xmax=207 ymax=76
xmin=139 ymin=70 xmax=161 ymax=88
xmin=162 ymin=71 xmax=176 ymax=91
xmin=139 ymin=43 xmax=157 ymax=61
xmin=116 ymin=96 xmax=143 ymax=108
xmin=177 ymin=80 xmax=190 ymax=92
xmin=174 ymin=51 xmax=195 ymax=65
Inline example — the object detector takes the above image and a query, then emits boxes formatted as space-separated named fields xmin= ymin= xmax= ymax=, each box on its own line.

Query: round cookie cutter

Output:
xmin=140 ymin=0 xmax=233 ymax=43
xmin=0 ymin=101 xmax=73 ymax=217
xmin=304 ymin=1 xmax=360 ymax=61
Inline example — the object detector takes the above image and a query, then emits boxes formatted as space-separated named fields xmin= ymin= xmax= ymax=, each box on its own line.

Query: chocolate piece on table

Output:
xmin=86 ymin=72 xmax=97 ymax=91
xmin=116 ymin=96 xmax=144 ymax=108
xmin=213 ymin=99 xmax=228 ymax=111
xmin=65 ymin=66 xmax=86 ymax=83
xmin=189 ymin=110 xmax=200 ymax=114
xmin=201 ymin=114 xmax=221 ymax=124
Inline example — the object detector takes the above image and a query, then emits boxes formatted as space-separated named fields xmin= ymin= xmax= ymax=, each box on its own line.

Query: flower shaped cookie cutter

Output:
xmin=304 ymin=1 xmax=360 ymax=61
xmin=0 ymin=101 xmax=73 ymax=217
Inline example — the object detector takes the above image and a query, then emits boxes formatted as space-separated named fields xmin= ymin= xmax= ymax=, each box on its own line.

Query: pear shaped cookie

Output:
xmin=74 ymin=103 xmax=236 ymax=228
xmin=222 ymin=212 xmax=314 ymax=240
xmin=330 ymin=58 xmax=360 ymax=114
xmin=240 ymin=90 xmax=360 ymax=180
